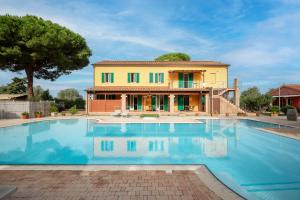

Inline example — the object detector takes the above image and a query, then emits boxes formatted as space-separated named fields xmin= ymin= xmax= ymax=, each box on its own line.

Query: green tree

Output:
xmin=41 ymin=89 xmax=53 ymax=101
xmin=0 ymin=15 xmax=92 ymax=98
xmin=240 ymin=87 xmax=273 ymax=112
xmin=57 ymin=88 xmax=82 ymax=100
xmin=0 ymin=77 xmax=27 ymax=94
xmin=155 ymin=52 xmax=191 ymax=61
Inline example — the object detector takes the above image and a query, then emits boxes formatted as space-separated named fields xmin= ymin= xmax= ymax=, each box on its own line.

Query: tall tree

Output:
xmin=57 ymin=88 xmax=82 ymax=101
xmin=155 ymin=52 xmax=191 ymax=61
xmin=0 ymin=15 xmax=92 ymax=98
xmin=0 ymin=77 xmax=27 ymax=94
xmin=240 ymin=87 xmax=273 ymax=112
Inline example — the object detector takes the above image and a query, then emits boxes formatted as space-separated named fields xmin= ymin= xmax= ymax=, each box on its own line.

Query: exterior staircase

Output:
xmin=218 ymin=96 xmax=245 ymax=114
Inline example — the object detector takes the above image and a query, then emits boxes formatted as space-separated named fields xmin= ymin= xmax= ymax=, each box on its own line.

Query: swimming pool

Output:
xmin=0 ymin=119 xmax=299 ymax=200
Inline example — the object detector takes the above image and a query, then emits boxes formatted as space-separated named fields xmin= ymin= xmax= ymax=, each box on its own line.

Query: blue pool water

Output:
xmin=0 ymin=119 xmax=300 ymax=200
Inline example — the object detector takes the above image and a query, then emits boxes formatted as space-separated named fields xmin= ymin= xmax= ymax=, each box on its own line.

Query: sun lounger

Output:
xmin=0 ymin=186 xmax=17 ymax=199
xmin=121 ymin=111 xmax=129 ymax=118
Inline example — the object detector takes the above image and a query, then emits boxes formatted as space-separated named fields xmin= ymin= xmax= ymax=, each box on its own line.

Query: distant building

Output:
xmin=269 ymin=84 xmax=300 ymax=109
xmin=0 ymin=93 xmax=27 ymax=101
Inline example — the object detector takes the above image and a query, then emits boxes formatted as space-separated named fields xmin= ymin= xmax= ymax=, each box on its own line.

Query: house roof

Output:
xmin=269 ymin=84 xmax=300 ymax=97
xmin=0 ymin=93 xmax=27 ymax=100
xmin=93 ymin=60 xmax=229 ymax=67
xmin=86 ymin=86 xmax=210 ymax=92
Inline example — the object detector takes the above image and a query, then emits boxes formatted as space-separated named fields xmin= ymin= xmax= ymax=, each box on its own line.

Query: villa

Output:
xmin=86 ymin=60 xmax=243 ymax=115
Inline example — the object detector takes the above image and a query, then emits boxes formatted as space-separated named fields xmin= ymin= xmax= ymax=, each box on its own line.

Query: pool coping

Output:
xmin=0 ymin=164 xmax=244 ymax=200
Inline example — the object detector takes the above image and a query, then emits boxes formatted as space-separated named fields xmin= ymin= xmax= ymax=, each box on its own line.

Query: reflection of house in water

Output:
xmin=87 ymin=121 xmax=236 ymax=159
xmin=94 ymin=137 xmax=169 ymax=157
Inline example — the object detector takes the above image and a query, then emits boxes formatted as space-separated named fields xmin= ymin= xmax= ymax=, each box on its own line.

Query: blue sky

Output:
xmin=1 ymin=0 xmax=300 ymax=96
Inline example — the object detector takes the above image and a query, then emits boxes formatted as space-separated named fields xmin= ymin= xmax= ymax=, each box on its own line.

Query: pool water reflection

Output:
xmin=0 ymin=119 xmax=299 ymax=200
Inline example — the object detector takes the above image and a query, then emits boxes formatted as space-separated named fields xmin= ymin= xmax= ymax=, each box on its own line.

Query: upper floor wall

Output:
xmin=93 ymin=61 xmax=229 ymax=89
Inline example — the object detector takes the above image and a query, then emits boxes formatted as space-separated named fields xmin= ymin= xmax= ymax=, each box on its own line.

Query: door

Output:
xmin=151 ymin=95 xmax=156 ymax=111
xmin=163 ymin=95 xmax=169 ymax=111
xmin=178 ymin=73 xmax=184 ymax=88
xmin=178 ymin=95 xmax=184 ymax=111
xmin=183 ymin=74 xmax=189 ymax=88
xmin=137 ymin=95 xmax=142 ymax=111
xmin=183 ymin=96 xmax=189 ymax=110
xmin=188 ymin=73 xmax=193 ymax=88
xmin=133 ymin=96 xmax=138 ymax=110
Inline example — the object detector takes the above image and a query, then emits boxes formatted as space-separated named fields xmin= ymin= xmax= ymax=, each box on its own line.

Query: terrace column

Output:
xmin=234 ymin=78 xmax=240 ymax=107
xmin=121 ymin=94 xmax=127 ymax=112
xmin=169 ymin=94 xmax=175 ymax=113
xmin=205 ymin=93 xmax=210 ymax=114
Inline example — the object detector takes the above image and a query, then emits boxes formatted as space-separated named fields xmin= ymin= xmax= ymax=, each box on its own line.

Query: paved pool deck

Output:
xmin=0 ymin=115 xmax=299 ymax=200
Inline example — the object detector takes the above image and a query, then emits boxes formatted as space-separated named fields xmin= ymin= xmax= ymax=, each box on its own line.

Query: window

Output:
xmin=127 ymin=73 xmax=140 ymax=83
xmin=148 ymin=140 xmax=164 ymax=152
xmin=96 ymin=94 xmax=105 ymax=100
xmin=100 ymin=141 xmax=114 ymax=152
xmin=101 ymin=73 xmax=114 ymax=83
xmin=106 ymin=95 xmax=116 ymax=100
xmin=127 ymin=140 xmax=136 ymax=152
xmin=149 ymin=73 xmax=164 ymax=83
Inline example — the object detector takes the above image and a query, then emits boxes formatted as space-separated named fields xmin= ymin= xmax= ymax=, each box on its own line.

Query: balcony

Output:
xmin=168 ymin=81 xmax=227 ymax=89
xmin=169 ymin=81 xmax=206 ymax=89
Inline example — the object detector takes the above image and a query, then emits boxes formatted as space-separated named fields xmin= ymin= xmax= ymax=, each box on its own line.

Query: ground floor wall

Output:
xmin=87 ymin=89 xmax=242 ymax=115
xmin=273 ymin=96 xmax=300 ymax=109
xmin=87 ymin=92 xmax=208 ymax=113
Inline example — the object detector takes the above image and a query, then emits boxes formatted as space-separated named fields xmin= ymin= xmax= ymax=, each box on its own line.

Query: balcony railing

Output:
xmin=168 ymin=81 xmax=226 ymax=89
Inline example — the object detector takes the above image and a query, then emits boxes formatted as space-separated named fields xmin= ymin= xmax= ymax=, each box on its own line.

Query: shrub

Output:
xmin=270 ymin=106 xmax=280 ymax=114
xmin=34 ymin=111 xmax=42 ymax=115
xmin=21 ymin=112 xmax=29 ymax=116
xmin=50 ymin=103 xmax=58 ymax=113
xmin=281 ymin=105 xmax=295 ymax=114
xmin=68 ymin=105 xmax=78 ymax=115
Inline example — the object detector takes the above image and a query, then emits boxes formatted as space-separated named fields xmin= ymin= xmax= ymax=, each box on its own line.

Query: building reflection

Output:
xmin=88 ymin=121 xmax=239 ymax=159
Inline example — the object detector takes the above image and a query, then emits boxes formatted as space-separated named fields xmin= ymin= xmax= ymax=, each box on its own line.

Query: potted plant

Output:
xmin=68 ymin=105 xmax=78 ymax=115
xmin=34 ymin=111 xmax=43 ymax=118
xmin=50 ymin=104 xmax=58 ymax=117
xmin=270 ymin=106 xmax=279 ymax=117
xmin=21 ymin=112 xmax=29 ymax=119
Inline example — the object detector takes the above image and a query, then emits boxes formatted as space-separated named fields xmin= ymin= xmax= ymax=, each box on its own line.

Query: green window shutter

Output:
xmin=136 ymin=73 xmax=140 ymax=83
xmin=101 ymin=73 xmax=105 ymax=83
xmin=160 ymin=73 xmax=164 ymax=83
xmin=155 ymin=73 xmax=158 ymax=83
xmin=178 ymin=73 xmax=183 ymax=88
xmin=188 ymin=73 xmax=193 ymax=88
xmin=201 ymin=95 xmax=205 ymax=104
xmin=163 ymin=95 xmax=168 ymax=111
xmin=149 ymin=73 xmax=153 ymax=83
xmin=137 ymin=95 xmax=142 ymax=111
xmin=111 ymin=73 xmax=114 ymax=83
xmin=178 ymin=95 xmax=184 ymax=111
xmin=151 ymin=95 xmax=156 ymax=110
xmin=127 ymin=73 xmax=131 ymax=83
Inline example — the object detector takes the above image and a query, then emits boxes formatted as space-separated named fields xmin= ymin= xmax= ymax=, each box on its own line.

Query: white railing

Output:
xmin=169 ymin=81 xmax=226 ymax=89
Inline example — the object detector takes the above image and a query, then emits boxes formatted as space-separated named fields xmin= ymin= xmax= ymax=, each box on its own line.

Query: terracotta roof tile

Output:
xmin=93 ymin=60 xmax=229 ymax=66
xmin=269 ymin=84 xmax=300 ymax=96
xmin=86 ymin=86 xmax=209 ymax=92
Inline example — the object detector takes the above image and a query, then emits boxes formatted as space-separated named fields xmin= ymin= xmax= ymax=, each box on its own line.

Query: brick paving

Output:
xmin=0 ymin=170 xmax=220 ymax=200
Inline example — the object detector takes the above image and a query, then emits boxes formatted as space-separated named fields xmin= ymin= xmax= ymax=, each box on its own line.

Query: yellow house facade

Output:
xmin=86 ymin=61 xmax=241 ymax=115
